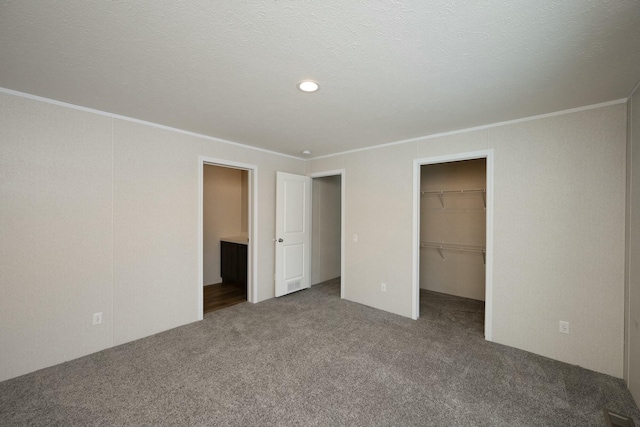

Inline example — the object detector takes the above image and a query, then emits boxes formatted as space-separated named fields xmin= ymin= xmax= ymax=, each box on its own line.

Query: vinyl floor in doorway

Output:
xmin=1 ymin=282 xmax=638 ymax=426
xmin=203 ymin=282 xmax=247 ymax=314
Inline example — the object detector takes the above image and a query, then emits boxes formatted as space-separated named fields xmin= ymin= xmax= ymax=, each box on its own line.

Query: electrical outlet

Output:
xmin=93 ymin=312 xmax=103 ymax=325
xmin=559 ymin=321 xmax=569 ymax=334
xmin=353 ymin=234 xmax=358 ymax=243
xmin=381 ymin=283 xmax=386 ymax=292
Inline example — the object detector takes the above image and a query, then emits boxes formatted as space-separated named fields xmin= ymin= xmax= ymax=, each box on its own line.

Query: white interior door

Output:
xmin=275 ymin=172 xmax=312 ymax=297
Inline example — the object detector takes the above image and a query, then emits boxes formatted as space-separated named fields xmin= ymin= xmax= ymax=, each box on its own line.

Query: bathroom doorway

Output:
xmin=202 ymin=164 xmax=248 ymax=313
xmin=198 ymin=157 xmax=257 ymax=319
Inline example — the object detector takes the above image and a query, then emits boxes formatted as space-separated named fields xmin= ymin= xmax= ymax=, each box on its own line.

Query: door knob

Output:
xmin=278 ymin=238 xmax=283 ymax=242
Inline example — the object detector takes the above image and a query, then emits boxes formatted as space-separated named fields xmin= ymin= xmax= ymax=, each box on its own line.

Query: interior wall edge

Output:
xmin=625 ymin=95 xmax=632 ymax=384
xmin=627 ymin=79 xmax=640 ymax=406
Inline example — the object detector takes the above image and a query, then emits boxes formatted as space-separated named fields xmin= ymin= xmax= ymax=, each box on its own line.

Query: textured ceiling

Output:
xmin=1 ymin=1 xmax=639 ymax=158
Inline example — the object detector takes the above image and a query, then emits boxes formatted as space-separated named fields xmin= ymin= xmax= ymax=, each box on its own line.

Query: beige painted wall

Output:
xmin=420 ymin=159 xmax=486 ymax=300
xmin=0 ymin=89 xmax=629 ymax=382
xmin=309 ymin=103 xmax=627 ymax=377
xmin=627 ymin=85 xmax=640 ymax=404
xmin=0 ymin=94 xmax=113 ymax=382
xmin=0 ymin=91 xmax=304 ymax=381
xmin=311 ymin=175 xmax=341 ymax=285
xmin=202 ymin=165 xmax=246 ymax=286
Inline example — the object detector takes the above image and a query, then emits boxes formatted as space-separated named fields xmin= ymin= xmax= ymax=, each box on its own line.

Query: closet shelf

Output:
xmin=420 ymin=241 xmax=486 ymax=264
xmin=421 ymin=188 xmax=486 ymax=208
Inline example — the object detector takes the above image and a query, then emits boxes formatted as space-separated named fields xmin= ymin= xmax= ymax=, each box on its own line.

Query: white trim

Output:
xmin=198 ymin=156 xmax=258 ymax=321
xmin=309 ymin=169 xmax=344 ymax=178
xmin=198 ymin=161 xmax=204 ymax=320
xmin=309 ymin=169 xmax=346 ymax=299
xmin=412 ymin=160 xmax=421 ymax=320
xmin=310 ymin=99 xmax=627 ymax=160
xmin=110 ymin=117 xmax=115 ymax=347
xmin=624 ymin=91 xmax=634 ymax=382
xmin=485 ymin=151 xmax=495 ymax=342
xmin=412 ymin=149 xmax=494 ymax=342
xmin=0 ymin=87 xmax=303 ymax=161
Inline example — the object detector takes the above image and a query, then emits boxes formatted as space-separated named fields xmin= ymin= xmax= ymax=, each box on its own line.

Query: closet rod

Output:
xmin=420 ymin=242 xmax=486 ymax=264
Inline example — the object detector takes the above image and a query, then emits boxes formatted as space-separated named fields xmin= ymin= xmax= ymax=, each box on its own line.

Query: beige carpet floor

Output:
xmin=0 ymin=281 xmax=638 ymax=426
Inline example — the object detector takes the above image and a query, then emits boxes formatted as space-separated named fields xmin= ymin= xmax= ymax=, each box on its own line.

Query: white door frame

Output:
xmin=198 ymin=156 xmax=258 ymax=320
xmin=412 ymin=150 xmax=494 ymax=341
xmin=309 ymin=169 xmax=346 ymax=299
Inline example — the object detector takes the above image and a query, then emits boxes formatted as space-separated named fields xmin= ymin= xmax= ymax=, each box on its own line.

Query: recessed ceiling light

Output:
xmin=297 ymin=80 xmax=319 ymax=92
xmin=301 ymin=150 xmax=312 ymax=155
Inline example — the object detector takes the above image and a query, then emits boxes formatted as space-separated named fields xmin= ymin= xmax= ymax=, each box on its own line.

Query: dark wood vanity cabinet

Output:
xmin=220 ymin=241 xmax=247 ymax=288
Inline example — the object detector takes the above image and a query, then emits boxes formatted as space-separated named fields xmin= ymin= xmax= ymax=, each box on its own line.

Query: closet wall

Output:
xmin=420 ymin=159 xmax=486 ymax=301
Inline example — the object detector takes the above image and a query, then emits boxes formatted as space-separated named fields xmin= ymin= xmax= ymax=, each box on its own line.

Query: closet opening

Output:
xmin=310 ymin=171 xmax=345 ymax=299
xmin=420 ymin=159 xmax=486 ymax=334
xmin=412 ymin=150 xmax=494 ymax=340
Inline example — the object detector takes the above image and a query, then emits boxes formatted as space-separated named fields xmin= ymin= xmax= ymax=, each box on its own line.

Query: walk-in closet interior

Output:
xmin=420 ymin=159 xmax=487 ymax=318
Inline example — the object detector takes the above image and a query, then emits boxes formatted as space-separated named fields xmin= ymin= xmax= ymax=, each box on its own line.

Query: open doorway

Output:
xmin=198 ymin=157 xmax=257 ymax=320
xmin=310 ymin=171 xmax=345 ymax=299
xmin=202 ymin=164 xmax=248 ymax=314
xmin=412 ymin=150 xmax=494 ymax=340
xmin=420 ymin=159 xmax=486 ymax=335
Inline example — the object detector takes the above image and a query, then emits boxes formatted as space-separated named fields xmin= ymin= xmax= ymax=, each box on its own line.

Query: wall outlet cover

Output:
xmin=559 ymin=321 xmax=569 ymax=334
xmin=93 ymin=312 xmax=103 ymax=325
